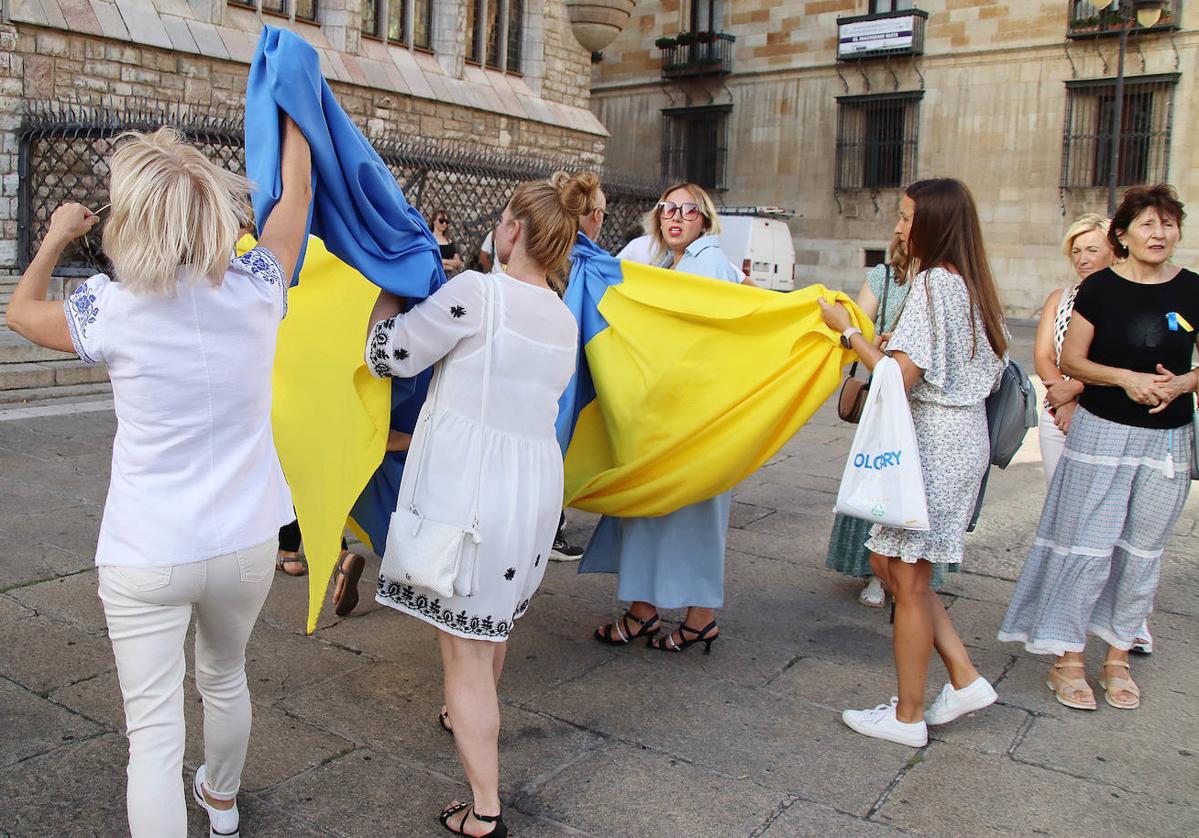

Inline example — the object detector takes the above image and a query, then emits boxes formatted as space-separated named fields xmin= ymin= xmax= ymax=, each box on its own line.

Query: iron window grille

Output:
xmin=661 ymin=104 xmax=732 ymax=193
xmin=835 ymin=91 xmax=922 ymax=191
xmin=1060 ymin=74 xmax=1178 ymax=189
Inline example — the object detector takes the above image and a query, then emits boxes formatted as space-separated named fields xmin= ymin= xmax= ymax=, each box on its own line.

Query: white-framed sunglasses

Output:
xmin=658 ymin=200 xmax=701 ymax=221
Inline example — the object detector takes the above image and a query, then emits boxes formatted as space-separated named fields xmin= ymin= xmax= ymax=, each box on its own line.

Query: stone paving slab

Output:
xmin=0 ymin=734 xmax=131 ymax=838
xmin=1 ymin=330 xmax=1197 ymax=837
xmin=0 ymin=676 xmax=101 ymax=769
xmin=875 ymin=742 xmax=1199 ymax=838
xmin=0 ymin=613 xmax=113 ymax=694
xmin=51 ymin=669 xmax=356 ymax=794
xmin=533 ymin=654 xmax=915 ymax=816
xmin=517 ymin=742 xmax=788 ymax=837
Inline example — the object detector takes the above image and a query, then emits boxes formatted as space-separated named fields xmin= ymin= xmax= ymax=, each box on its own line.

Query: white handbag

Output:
xmin=834 ymin=355 xmax=931 ymax=530
xmin=380 ymin=281 xmax=495 ymax=598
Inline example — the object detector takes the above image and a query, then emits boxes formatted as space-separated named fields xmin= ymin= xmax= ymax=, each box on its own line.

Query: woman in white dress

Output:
xmin=365 ymin=173 xmax=585 ymax=838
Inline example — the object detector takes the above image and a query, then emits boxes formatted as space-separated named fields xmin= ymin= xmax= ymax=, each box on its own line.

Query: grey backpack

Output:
xmin=986 ymin=359 xmax=1037 ymax=468
xmin=967 ymin=359 xmax=1037 ymax=531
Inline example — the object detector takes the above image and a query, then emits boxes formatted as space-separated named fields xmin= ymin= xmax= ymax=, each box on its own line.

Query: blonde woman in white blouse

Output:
xmin=6 ymin=118 xmax=311 ymax=838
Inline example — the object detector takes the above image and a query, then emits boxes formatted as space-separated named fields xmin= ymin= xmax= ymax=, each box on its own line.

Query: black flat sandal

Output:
xmin=437 ymin=708 xmax=452 ymax=734
xmin=649 ymin=620 xmax=719 ymax=654
xmin=594 ymin=610 xmax=660 ymax=646
xmin=439 ymin=801 xmax=508 ymax=837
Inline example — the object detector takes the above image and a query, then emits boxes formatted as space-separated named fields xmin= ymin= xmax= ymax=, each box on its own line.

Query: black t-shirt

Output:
xmin=438 ymin=241 xmax=457 ymax=260
xmin=1072 ymin=267 xmax=1199 ymax=429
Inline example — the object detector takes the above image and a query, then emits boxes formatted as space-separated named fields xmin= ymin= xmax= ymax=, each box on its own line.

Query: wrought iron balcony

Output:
xmin=657 ymin=32 xmax=735 ymax=80
xmin=1067 ymin=0 xmax=1182 ymax=39
xmin=836 ymin=8 xmax=927 ymax=61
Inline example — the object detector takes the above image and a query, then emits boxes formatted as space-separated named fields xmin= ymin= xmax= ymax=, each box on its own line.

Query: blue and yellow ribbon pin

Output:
xmin=1167 ymin=311 xmax=1193 ymax=332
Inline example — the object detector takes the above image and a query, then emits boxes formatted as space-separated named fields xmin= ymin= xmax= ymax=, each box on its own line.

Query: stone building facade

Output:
xmin=0 ymin=0 xmax=608 ymax=271
xmin=591 ymin=1 xmax=1199 ymax=316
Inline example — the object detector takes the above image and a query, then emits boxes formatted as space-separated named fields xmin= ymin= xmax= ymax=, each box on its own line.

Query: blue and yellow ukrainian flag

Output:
xmin=261 ymin=235 xmax=870 ymax=632
xmin=557 ymin=234 xmax=872 ymax=517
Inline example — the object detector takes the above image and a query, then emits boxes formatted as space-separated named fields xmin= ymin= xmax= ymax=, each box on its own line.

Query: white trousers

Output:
xmin=1038 ymin=406 xmax=1068 ymax=485
xmin=98 ymin=539 xmax=275 ymax=838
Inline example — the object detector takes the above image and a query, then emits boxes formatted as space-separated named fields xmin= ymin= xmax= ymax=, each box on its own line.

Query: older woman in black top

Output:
xmin=1000 ymin=184 xmax=1195 ymax=712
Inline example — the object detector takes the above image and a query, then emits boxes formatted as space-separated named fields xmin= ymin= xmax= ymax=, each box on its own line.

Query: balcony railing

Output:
xmin=1067 ymin=0 xmax=1182 ymax=39
xmin=657 ymin=32 xmax=735 ymax=81
xmin=836 ymin=8 xmax=927 ymax=61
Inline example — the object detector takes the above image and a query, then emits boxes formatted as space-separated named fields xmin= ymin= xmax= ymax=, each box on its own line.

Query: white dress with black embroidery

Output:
xmin=367 ymin=270 xmax=577 ymax=641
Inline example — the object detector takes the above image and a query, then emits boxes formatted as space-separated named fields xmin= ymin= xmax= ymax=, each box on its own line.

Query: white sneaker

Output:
xmin=858 ymin=576 xmax=886 ymax=608
xmin=192 ymin=765 xmax=240 ymax=838
xmin=924 ymin=676 xmax=998 ymax=726
xmin=1130 ymin=622 xmax=1153 ymax=655
xmin=842 ymin=697 xmax=927 ymax=747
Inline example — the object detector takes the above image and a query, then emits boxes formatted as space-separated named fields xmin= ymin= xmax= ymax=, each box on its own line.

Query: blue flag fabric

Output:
xmin=555 ymin=233 xmax=623 ymax=454
xmin=245 ymin=25 xmax=445 ymax=556
xmin=245 ymin=25 xmax=445 ymax=295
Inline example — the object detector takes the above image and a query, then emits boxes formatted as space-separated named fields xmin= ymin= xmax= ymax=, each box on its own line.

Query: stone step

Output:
xmin=0 ymin=323 xmax=76 ymax=364
xmin=0 ymin=359 xmax=108 ymax=391
xmin=0 ymin=381 xmax=112 ymax=405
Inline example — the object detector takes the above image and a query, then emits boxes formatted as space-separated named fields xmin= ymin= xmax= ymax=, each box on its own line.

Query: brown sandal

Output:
xmin=1098 ymin=660 xmax=1141 ymax=709
xmin=1046 ymin=661 xmax=1097 ymax=710
xmin=333 ymin=551 xmax=365 ymax=617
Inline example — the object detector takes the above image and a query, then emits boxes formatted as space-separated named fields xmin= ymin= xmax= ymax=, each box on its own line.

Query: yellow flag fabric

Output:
xmin=562 ymin=264 xmax=872 ymax=517
xmin=238 ymin=235 xmax=390 ymax=633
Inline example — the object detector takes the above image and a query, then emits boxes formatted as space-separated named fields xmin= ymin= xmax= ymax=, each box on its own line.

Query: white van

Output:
xmin=716 ymin=208 xmax=797 ymax=292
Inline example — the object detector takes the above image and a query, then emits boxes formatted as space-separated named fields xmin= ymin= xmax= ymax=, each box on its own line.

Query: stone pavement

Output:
xmin=1 ymin=325 xmax=1197 ymax=837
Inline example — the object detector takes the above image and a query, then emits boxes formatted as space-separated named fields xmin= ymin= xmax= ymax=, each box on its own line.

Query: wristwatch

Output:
xmin=840 ymin=327 xmax=863 ymax=349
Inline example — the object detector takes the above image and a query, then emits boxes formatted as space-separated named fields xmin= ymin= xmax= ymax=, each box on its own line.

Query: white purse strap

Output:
xmin=406 ymin=278 xmax=495 ymax=532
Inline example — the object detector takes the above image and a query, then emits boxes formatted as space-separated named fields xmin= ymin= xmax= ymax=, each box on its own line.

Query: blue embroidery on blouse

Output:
xmin=233 ymin=246 xmax=288 ymax=318
xmin=65 ymin=279 xmax=103 ymax=365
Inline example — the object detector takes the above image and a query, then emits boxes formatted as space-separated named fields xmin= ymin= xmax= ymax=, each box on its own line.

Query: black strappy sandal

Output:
xmin=439 ymin=801 xmax=508 ymax=837
xmin=649 ymin=620 xmax=719 ymax=654
xmin=594 ymin=610 xmax=660 ymax=646
xmin=437 ymin=708 xmax=452 ymax=734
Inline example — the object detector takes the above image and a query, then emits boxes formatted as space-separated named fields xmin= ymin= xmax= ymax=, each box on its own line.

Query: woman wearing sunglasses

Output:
xmin=582 ymin=182 xmax=747 ymax=654
xmin=430 ymin=209 xmax=464 ymax=276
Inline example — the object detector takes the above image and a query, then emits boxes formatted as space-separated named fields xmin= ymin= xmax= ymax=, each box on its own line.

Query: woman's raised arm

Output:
xmin=257 ymin=115 xmax=312 ymax=282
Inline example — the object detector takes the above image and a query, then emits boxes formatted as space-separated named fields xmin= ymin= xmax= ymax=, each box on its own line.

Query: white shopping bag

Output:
xmin=834 ymin=356 xmax=930 ymax=530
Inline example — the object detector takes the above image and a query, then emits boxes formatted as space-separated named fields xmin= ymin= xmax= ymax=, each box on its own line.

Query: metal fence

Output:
xmin=17 ymin=100 xmax=663 ymax=276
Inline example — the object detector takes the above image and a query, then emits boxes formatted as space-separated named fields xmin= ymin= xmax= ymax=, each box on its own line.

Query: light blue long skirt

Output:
xmin=577 ymin=492 xmax=731 ymax=609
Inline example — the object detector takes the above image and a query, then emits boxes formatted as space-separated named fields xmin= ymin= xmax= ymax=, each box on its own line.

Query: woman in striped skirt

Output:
xmin=1000 ymin=184 xmax=1196 ymax=711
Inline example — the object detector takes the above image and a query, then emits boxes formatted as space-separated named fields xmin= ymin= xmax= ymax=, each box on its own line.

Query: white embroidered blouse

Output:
xmin=63 ymin=247 xmax=294 ymax=567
